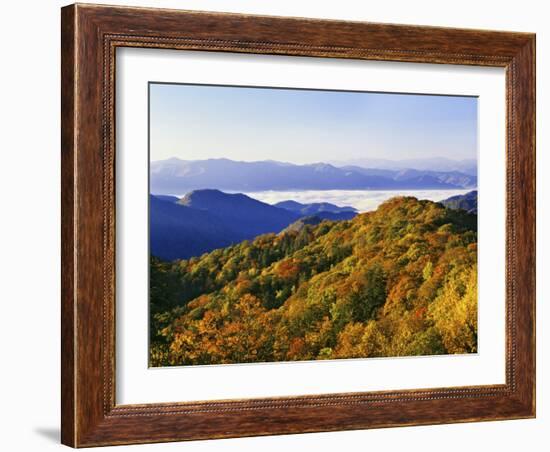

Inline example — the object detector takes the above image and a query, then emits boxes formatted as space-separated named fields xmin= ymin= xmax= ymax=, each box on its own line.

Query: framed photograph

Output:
xmin=61 ymin=3 xmax=535 ymax=447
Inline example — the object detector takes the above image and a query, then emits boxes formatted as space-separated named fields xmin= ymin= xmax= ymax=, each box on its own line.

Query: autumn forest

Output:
xmin=149 ymin=195 xmax=477 ymax=367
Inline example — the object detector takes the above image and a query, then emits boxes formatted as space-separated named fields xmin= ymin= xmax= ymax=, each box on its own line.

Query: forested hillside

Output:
xmin=150 ymin=196 xmax=477 ymax=366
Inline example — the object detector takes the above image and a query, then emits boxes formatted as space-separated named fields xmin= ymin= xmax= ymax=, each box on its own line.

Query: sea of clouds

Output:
xmin=244 ymin=189 xmax=472 ymax=213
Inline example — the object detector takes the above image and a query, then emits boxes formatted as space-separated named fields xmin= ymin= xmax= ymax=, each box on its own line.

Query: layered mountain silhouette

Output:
xmin=343 ymin=166 xmax=476 ymax=189
xmin=150 ymin=187 xmax=478 ymax=261
xmin=150 ymin=190 xmax=357 ymax=260
xmin=440 ymin=190 xmax=478 ymax=214
xmin=150 ymin=158 xmax=477 ymax=194
xmin=330 ymin=157 xmax=478 ymax=176
xmin=274 ymin=200 xmax=357 ymax=216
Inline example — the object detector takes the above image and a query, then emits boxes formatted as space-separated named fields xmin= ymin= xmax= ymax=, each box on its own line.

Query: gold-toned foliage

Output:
xmin=428 ymin=264 xmax=477 ymax=354
xmin=149 ymin=196 xmax=477 ymax=366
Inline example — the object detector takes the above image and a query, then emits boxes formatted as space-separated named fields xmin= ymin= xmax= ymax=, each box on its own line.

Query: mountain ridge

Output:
xmin=150 ymin=158 xmax=477 ymax=194
xmin=150 ymin=190 xmax=358 ymax=260
xmin=440 ymin=190 xmax=478 ymax=214
xmin=150 ymin=189 xmax=477 ymax=261
xmin=330 ymin=157 xmax=477 ymax=175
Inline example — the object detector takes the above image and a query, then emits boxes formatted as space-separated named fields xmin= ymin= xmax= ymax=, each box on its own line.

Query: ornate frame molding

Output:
xmin=62 ymin=4 xmax=535 ymax=447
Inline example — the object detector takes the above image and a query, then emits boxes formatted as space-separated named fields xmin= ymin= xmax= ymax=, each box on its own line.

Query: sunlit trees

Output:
xmin=150 ymin=196 xmax=478 ymax=366
xmin=429 ymin=265 xmax=477 ymax=353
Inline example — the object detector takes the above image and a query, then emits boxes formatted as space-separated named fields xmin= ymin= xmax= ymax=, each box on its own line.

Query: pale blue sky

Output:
xmin=149 ymin=83 xmax=477 ymax=164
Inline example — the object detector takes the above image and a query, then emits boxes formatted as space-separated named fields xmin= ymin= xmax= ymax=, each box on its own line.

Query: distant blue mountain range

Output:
xmin=329 ymin=157 xmax=478 ymax=175
xmin=440 ymin=190 xmax=477 ymax=214
xmin=150 ymin=158 xmax=477 ymax=194
xmin=274 ymin=200 xmax=357 ymax=217
xmin=150 ymin=190 xmax=357 ymax=260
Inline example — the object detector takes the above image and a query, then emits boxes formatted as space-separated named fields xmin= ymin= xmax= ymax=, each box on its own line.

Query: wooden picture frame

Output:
xmin=61 ymin=3 xmax=535 ymax=447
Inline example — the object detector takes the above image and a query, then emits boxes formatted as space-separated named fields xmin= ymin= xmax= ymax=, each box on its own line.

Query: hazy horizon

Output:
xmin=150 ymin=83 xmax=477 ymax=165
xmin=150 ymin=155 xmax=476 ymax=164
